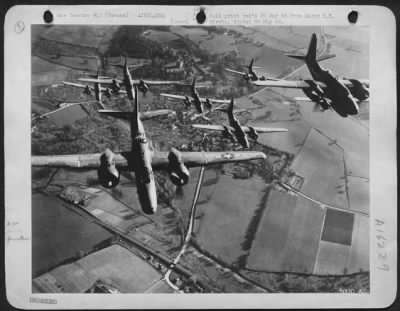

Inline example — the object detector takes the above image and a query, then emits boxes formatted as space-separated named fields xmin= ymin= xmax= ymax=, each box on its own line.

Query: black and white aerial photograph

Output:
xmin=31 ymin=25 xmax=370 ymax=294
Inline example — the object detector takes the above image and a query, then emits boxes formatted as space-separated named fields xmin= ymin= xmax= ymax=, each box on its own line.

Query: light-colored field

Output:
xmin=170 ymin=26 xmax=209 ymax=44
xmin=48 ymin=104 xmax=88 ymax=127
xmin=298 ymin=104 xmax=369 ymax=179
xmin=199 ymin=34 xmax=237 ymax=54
xmin=32 ymin=70 xmax=71 ymax=87
xmin=236 ymin=44 xmax=300 ymax=77
xmin=145 ymin=30 xmax=180 ymax=43
xmin=247 ymin=191 xmax=324 ymax=273
xmin=291 ymin=128 xmax=348 ymax=208
xmin=32 ymin=56 xmax=71 ymax=73
xmin=193 ymin=173 xmax=267 ymax=265
xmin=348 ymin=215 xmax=369 ymax=273
xmin=347 ymin=176 xmax=369 ymax=214
xmin=253 ymin=120 xmax=311 ymax=155
xmin=41 ymin=25 xmax=110 ymax=48
xmin=313 ymin=241 xmax=351 ymax=275
xmin=34 ymin=244 xmax=163 ymax=293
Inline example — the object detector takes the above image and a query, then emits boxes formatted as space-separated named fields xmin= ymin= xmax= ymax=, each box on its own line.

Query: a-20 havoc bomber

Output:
xmin=31 ymin=26 xmax=370 ymax=294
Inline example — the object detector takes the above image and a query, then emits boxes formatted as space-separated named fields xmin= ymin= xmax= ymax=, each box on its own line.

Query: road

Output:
xmin=145 ymin=166 xmax=206 ymax=293
xmin=32 ymin=100 xmax=98 ymax=122
xmin=279 ymin=182 xmax=369 ymax=217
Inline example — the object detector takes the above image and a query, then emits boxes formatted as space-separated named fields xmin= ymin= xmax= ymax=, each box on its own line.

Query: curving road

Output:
xmin=145 ymin=166 xmax=206 ymax=293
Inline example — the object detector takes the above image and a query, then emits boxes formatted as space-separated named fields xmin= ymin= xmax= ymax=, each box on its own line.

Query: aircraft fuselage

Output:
xmin=228 ymin=111 xmax=249 ymax=148
xmin=192 ymin=91 xmax=204 ymax=113
xmin=130 ymin=116 xmax=157 ymax=214
xmin=94 ymin=82 xmax=101 ymax=102
xmin=308 ymin=61 xmax=359 ymax=117
xmin=123 ymin=65 xmax=135 ymax=101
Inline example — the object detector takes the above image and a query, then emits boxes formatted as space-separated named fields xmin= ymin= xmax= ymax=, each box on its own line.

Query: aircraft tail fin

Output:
xmin=227 ymin=98 xmax=234 ymax=115
xmin=285 ymin=33 xmax=318 ymax=63
xmin=191 ymin=76 xmax=196 ymax=94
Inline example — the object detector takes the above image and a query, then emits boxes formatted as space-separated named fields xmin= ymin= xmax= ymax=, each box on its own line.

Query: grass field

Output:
xmin=348 ymin=215 xmax=369 ymax=273
xmin=347 ymin=176 xmax=369 ymax=214
xmin=313 ymin=241 xmax=351 ymax=275
xmin=193 ymin=174 xmax=267 ymax=266
xmin=32 ymin=192 xmax=113 ymax=277
xmin=170 ymin=26 xmax=209 ymax=44
xmin=199 ymin=33 xmax=237 ymax=54
xmin=145 ymin=30 xmax=180 ymax=43
xmin=41 ymin=25 xmax=111 ymax=48
xmin=48 ymin=104 xmax=88 ymax=127
xmin=291 ymin=128 xmax=348 ymax=209
xmin=34 ymin=244 xmax=163 ymax=293
xmin=247 ymin=190 xmax=325 ymax=273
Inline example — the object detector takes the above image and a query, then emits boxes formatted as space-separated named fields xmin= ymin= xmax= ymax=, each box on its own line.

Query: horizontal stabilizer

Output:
xmin=316 ymin=54 xmax=336 ymax=62
xmin=98 ymin=110 xmax=133 ymax=120
xmin=285 ymin=53 xmax=307 ymax=61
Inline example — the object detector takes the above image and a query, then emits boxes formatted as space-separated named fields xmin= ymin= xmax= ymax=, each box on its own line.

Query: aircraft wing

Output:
xmin=98 ymin=109 xmax=174 ymax=120
xmin=31 ymin=153 xmax=129 ymax=169
xmin=252 ymin=80 xmax=318 ymax=88
xmin=241 ymin=126 xmax=288 ymax=133
xmin=199 ymin=98 xmax=231 ymax=104
xmin=160 ymin=93 xmax=194 ymax=101
xmin=340 ymin=79 xmax=370 ymax=88
xmin=78 ymin=78 xmax=123 ymax=84
xmin=225 ymin=68 xmax=246 ymax=75
xmin=131 ymin=80 xmax=183 ymax=86
xmin=62 ymin=81 xmax=92 ymax=89
xmin=32 ymin=149 xmax=266 ymax=172
xmin=151 ymin=150 xmax=266 ymax=170
xmin=192 ymin=124 xmax=233 ymax=132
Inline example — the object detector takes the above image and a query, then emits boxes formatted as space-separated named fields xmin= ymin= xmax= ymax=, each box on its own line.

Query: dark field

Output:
xmin=32 ymin=192 xmax=113 ymax=277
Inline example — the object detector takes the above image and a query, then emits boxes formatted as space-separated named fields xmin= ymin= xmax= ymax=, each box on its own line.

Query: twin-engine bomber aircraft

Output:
xmin=192 ymin=99 xmax=288 ymax=149
xmin=253 ymin=33 xmax=369 ymax=117
xmin=78 ymin=56 xmax=184 ymax=98
xmin=225 ymin=58 xmax=279 ymax=82
xmin=160 ymin=77 xmax=231 ymax=114
xmin=32 ymin=87 xmax=267 ymax=214
xmin=62 ymin=61 xmax=126 ymax=109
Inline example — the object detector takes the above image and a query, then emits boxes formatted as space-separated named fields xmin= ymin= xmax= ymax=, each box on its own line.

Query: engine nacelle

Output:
xmin=168 ymin=148 xmax=190 ymax=186
xmin=345 ymin=78 xmax=369 ymax=101
xmin=84 ymin=85 xmax=92 ymax=95
xmin=104 ymin=88 xmax=112 ymax=98
xmin=303 ymin=80 xmax=330 ymax=110
xmin=111 ymin=79 xmax=121 ymax=93
xmin=204 ymin=98 xmax=213 ymax=109
xmin=223 ymin=125 xmax=235 ymax=140
xmin=244 ymin=74 xmax=250 ymax=82
xmin=97 ymin=149 xmax=120 ymax=188
xmin=138 ymin=80 xmax=149 ymax=94
xmin=248 ymin=126 xmax=259 ymax=140
xmin=184 ymin=96 xmax=192 ymax=108
xmin=259 ymin=75 xmax=266 ymax=81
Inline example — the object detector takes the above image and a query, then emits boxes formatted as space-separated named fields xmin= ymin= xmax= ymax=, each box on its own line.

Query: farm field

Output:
xmin=298 ymin=104 xmax=369 ymax=179
xmin=313 ymin=241 xmax=351 ymax=275
xmin=291 ymin=128 xmax=348 ymax=209
xmin=347 ymin=176 xmax=369 ymax=214
xmin=41 ymin=25 xmax=111 ymax=48
xmin=33 ymin=244 xmax=162 ymax=293
xmin=32 ymin=56 xmax=71 ymax=73
xmin=145 ymin=30 xmax=180 ymax=43
xmin=347 ymin=215 xmax=369 ymax=273
xmin=48 ymin=104 xmax=88 ymax=127
xmin=252 ymin=120 xmax=311 ymax=155
xmin=32 ymin=193 xmax=113 ymax=277
xmin=170 ymin=26 xmax=209 ymax=44
xmin=247 ymin=190 xmax=325 ymax=273
xmin=193 ymin=173 xmax=267 ymax=266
